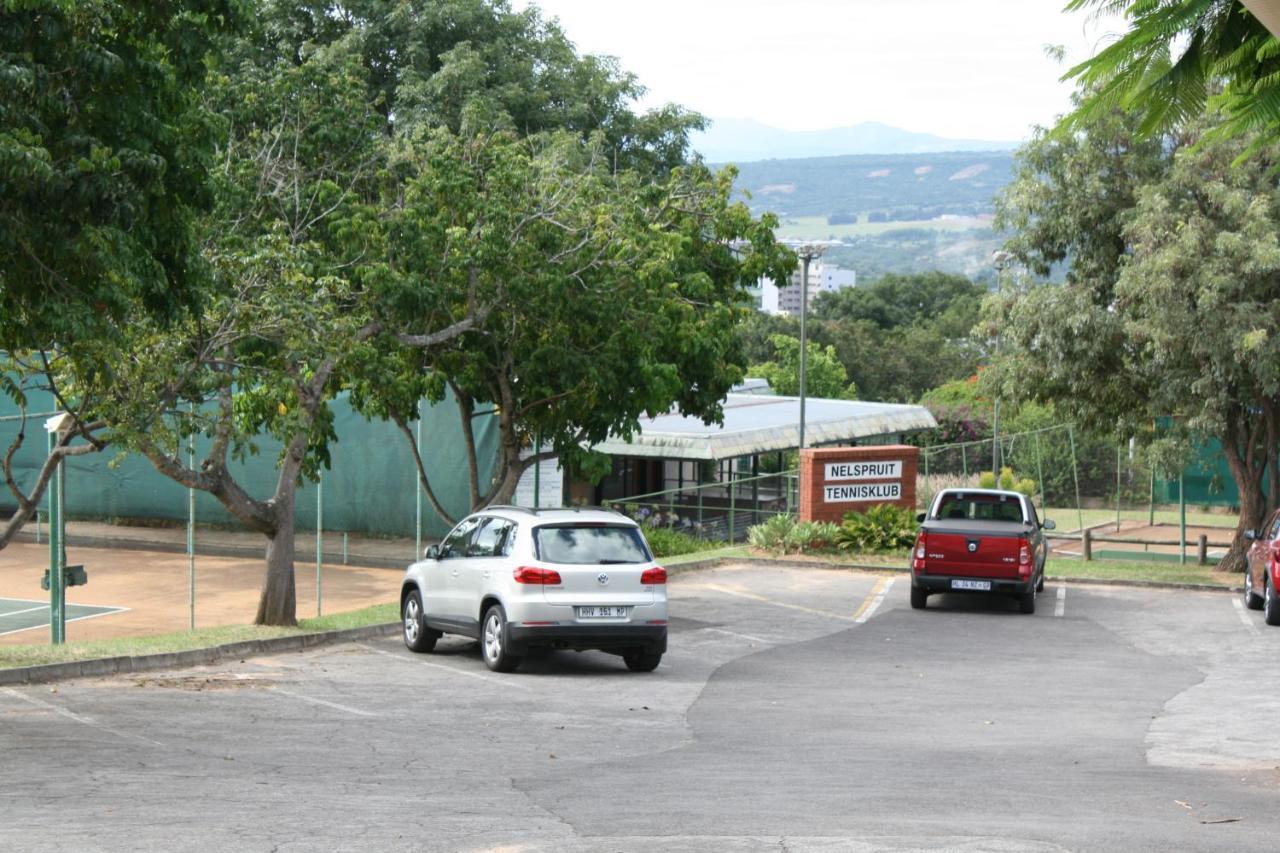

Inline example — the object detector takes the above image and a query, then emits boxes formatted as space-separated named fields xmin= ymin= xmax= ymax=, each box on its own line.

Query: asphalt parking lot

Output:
xmin=3 ymin=563 xmax=1279 ymax=853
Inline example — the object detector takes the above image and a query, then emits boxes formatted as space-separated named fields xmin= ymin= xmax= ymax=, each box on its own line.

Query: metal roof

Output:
xmin=590 ymin=394 xmax=938 ymax=461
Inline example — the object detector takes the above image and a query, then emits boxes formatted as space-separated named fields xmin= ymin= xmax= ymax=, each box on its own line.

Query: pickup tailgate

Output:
xmin=919 ymin=521 xmax=1029 ymax=579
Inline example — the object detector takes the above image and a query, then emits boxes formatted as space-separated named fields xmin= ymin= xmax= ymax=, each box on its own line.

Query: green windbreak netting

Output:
xmin=0 ymin=389 xmax=497 ymax=539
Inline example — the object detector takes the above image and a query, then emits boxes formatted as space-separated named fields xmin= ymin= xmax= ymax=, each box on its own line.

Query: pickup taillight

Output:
xmin=1018 ymin=539 xmax=1031 ymax=576
xmin=912 ymin=531 xmax=927 ymax=571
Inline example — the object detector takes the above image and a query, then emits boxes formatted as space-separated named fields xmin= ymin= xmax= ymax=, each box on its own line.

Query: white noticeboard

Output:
xmin=823 ymin=482 xmax=903 ymax=503
xmin=824 ymin=460 xmax=902 ymax=482
xmin=514 ymin=452 xmax=563 ymax=508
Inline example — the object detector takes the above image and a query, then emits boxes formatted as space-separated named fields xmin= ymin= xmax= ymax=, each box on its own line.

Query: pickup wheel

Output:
xmin=1018 ymin=588 xmax=1036 ymax=615
xmin=1035 ymin=572 xmax=1045 ymax=593
xmin=910 ymin=584 xmax=927 ymax=610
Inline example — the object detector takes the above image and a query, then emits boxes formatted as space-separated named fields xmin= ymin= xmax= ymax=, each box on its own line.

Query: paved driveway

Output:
xmin=2 ymin=563 xmax=1278 ymax=852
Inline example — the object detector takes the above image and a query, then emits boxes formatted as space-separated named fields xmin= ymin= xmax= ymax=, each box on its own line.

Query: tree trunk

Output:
xmin=255 ymin=478 xmax=297 ymax=626
xmin=1218 ymin=414 xmax=1270 ymax=574
xmin=252 ymin=414 xmax=317 ymax=626
xmin=488 ymin=453 xmax=527 ymax=505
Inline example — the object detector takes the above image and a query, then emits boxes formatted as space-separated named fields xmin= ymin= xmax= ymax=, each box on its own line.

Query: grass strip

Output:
xmin=1045 ymin=558 xmax=1234 ymax=587
xmin=0 ymin=600 xmax=398 ymax=671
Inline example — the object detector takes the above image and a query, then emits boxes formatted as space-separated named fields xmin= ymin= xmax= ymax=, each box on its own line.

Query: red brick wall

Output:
xmin=798 ymin=445 xmax=919 ymax=524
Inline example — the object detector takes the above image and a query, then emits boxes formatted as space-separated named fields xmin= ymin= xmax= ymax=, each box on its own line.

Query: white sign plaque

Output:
xmin=824 ymin=460 xmax=902 ymax=482
xmin=823 ymin=482 xmax=903 ymax=503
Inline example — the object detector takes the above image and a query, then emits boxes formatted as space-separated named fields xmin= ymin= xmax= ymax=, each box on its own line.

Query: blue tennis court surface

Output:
xmin=0 ymin=597 xmax=127 ymax=637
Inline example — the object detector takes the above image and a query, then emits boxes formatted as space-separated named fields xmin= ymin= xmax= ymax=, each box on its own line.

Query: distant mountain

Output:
xmin=730 ymin=150 xmax=1015 ymax=220
xmin=692 ymin=119 xmax=1020 ymax=164
xmin=724 ymin=150 xmax=1017 ymax=281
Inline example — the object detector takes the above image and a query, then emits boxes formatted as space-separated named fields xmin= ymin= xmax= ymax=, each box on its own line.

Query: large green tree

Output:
xmin=736 ymin=271 xmax=985 ymax=404
xmin=247 ymin=0 xmax=703 ymax=171
xmin=0 ymin=0 xmax=243 ymax=348
xmin=70 ymin=35 xmax=392 ymax=625
xmin=1 ymin=0 xmax=242 ymax=552
xmin=351 ymin=131 xmax=794 ymax=519
xmin=747 ymin=334 xmax=856 ymax=400
xmin=991 ymin=114 xmax=1280 ymax=571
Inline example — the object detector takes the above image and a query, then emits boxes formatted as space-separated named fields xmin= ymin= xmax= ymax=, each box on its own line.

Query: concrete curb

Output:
xmin=0 ymin=621 xmax=400 ymax=686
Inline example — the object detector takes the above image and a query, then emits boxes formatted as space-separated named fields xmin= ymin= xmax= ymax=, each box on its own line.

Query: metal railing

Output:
xmin=604 ymin=470 xmax=799 ymax=544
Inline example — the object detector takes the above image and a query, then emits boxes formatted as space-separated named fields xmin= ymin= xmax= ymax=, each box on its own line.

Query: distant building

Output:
xmin=757 ymin=261 xmax=856 ymax=316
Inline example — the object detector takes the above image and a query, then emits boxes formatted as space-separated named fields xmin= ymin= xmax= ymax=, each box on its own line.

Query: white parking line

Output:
xmin=689 ymin=583 xmax=858 ymax=622
xmin=357 ymin=643 xmax=532 ymax=690
xmin=702 ymin=627 xmax=771 ymax=644
xmin=1232 ymin=596 xmax=1262 ymax=636
xmin=272 ymin=686 xmax=378 ymax=717
xmin=1055 ymin=585 xmax=1067 ymax=618
xmin=0 ymin=687 xmax=165 ymax=747
xmin=854 ymin=577 xmax=895 ymax=623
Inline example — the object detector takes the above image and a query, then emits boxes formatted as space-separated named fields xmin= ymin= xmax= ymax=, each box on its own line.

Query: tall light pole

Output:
xmin=794 ymin=243 xmax=830 ymax=449
xmin=991 ymin=251 xmax=1013 ymax=478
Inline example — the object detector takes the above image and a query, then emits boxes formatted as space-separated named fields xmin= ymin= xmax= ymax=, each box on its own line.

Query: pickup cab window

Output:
xmin=935 ymin=493 xmax=1025 ymax=523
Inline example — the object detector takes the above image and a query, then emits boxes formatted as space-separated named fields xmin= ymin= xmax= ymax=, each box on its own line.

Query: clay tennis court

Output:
xmin=1049 ymin=519 xmax=1238 ymax=561
xmin=0 ymin=540 xmax=400 ymax=646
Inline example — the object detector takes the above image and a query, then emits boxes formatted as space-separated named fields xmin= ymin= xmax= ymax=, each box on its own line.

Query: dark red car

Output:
xmin=910 ymin=488 xmax=1053 ymax=614
xmin=1243 ymin=514 xmax=1280 ymax=625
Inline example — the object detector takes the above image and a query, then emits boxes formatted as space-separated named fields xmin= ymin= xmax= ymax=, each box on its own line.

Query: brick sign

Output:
xmin=799 ymin=445 xmax=918 ymax=523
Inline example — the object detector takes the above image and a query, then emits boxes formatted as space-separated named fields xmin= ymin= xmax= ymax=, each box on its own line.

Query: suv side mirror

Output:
xmin=1042 ymin=519 xmax=1056 ymax=531
xmin=424 ymin=544 xmax=439 ymax=560
xmin=1244 ymin=529 xmax=1258 ymax=541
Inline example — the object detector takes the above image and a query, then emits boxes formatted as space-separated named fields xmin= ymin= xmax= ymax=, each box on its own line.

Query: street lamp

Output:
xmin=990 ymin=251 xmax=1014 ymax=479
xmin=789 ymin=241 xmax=839 ymax=449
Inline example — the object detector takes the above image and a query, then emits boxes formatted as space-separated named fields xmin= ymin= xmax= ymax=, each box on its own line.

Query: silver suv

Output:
xmin=400 ymin=506 xmax=668 ymax=672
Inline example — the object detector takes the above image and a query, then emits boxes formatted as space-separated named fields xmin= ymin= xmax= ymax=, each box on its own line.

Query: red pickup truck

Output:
xmin=910 ymin=488 xmax=1054 ymax=614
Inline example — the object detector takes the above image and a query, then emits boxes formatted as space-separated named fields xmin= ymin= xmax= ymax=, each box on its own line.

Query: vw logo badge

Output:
xmin=597 ymin=572 xmax=610 ymax=586
xmin=967 ymin=542 xmax=978 ymax=553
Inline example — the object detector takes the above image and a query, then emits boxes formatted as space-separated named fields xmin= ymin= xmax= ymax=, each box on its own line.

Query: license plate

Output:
xmin=952 ymin=579 xmax=992 ymax=591
xmin=576 ymin=606 xmax=629 ymax=619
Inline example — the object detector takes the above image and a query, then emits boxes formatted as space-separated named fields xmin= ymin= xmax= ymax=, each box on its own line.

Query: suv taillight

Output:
xmin=912 ymin=531 xmax=926 ymax=571
xmin=513 ymin=566 xmax=562 ymax=585
xmin=641 ymin=567 xmax=667 ymax=585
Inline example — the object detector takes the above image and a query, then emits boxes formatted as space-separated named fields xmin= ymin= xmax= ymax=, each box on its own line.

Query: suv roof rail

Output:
xmin=483 ymin=504 xmax=627 ymax=517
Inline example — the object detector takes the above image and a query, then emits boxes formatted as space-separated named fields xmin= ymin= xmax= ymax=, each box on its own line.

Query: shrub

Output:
xmin=785 ymin=520 xmax=841 ymax=554
xmin=747 ymin=514 xmax=795 ymax=553
xmin=643 ymin=527 xmax=724 ymax=558
xmin=978 ymin=468 xmax=1037 ymax=497
xmin=834 ymin=504 xmax=918 ymax=553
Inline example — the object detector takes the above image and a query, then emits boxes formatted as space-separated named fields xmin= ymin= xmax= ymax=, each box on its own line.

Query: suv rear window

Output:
xmin=935 ymin=493 xmax=1025 ymax=523
xmin=533 ymin=524 xmax=651 ymax=564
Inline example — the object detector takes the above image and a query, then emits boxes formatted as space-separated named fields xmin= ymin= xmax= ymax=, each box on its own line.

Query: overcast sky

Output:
xmin=514 ymin=0 xmax=1119 ymax=141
